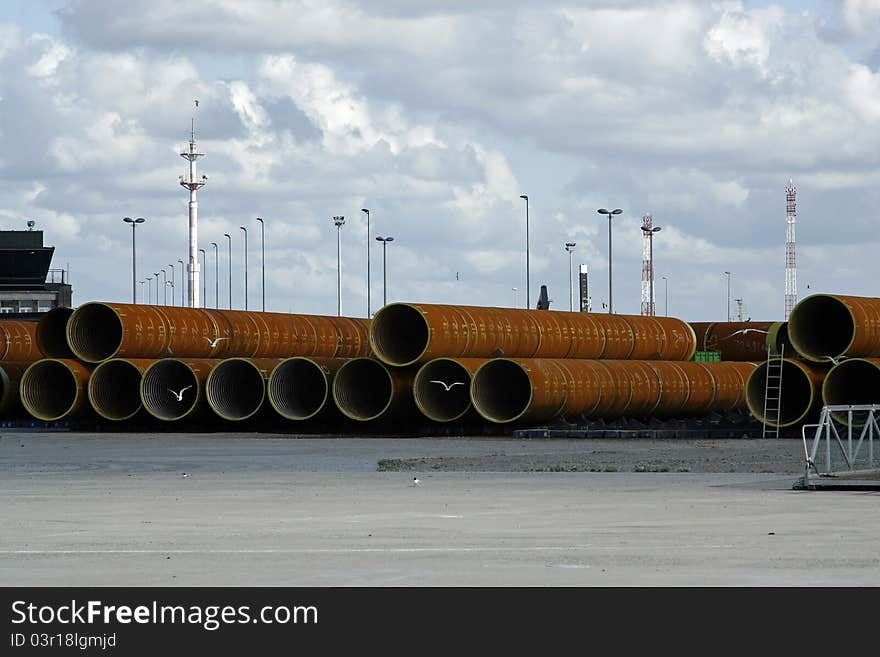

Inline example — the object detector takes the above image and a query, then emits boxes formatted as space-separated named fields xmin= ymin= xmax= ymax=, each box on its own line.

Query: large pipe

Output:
xmin=369 ymin=303 xmax=696 ymax=367
xmin=332 ymin=357 xmax=414 ymax=421
xmin=205 ymin=357 xmax=283 ymax=421
xmin=821 ymin=358 xmax=880 ymax=426
xmin=20 ymin=358 xmax=92 ymax=421
xmin=267 ymin=357 xmax=347 ymax=421
xmin=413 ymin=358 xmax=486 ymax=422
xmin=65 ymin=302 xmax=371 ymax=363
xmin=140 ymin=358 xmax=220 ymax=421
xmin=36 ymin=307 xmax=75 ymax=358
xmin=689 ymin=321 xmax=780 ymax=360
xmin=88 ymin=358 xmax=155 ymax=421
xmin=788 ymin=294 xmax=880 ymax=363
xmin=0 ymin=320 xmax=42 ymax=362
xmin=470 ymin=358 xmax=757 ymax=424
xmin=0 ymin=362 xmax=26 ymax=416
xmin=745 ymin=358 xmax=826 ymax=428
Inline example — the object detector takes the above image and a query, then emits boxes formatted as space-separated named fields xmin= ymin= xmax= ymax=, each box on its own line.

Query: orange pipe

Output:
xmin=788 ymin=294 xmax=880 ymax=362
xmin=35 ymin=307 xmax=74 ymax=358
xmin=332 ymin=358 xmax=415 ymax=422
xmin=205 ymin=357 xmax=284 ymax=421
xmin=370 ymin=303 xmax=696 ymax=367
xmin=20 ymin=358 xmax=92 ymax=421
xmin=689 ymin=321 xmax=778 ymax=361
xmin=267 ymin=357 xmax=349 ymax=421
xmin=88 ymin=358 xmax=156 ymax=421
xmin=0 ymin=320 xmax=42 ymax=362
xmin=0 ymin=362 xmax=27 ymax=416
xmin=140 ymin=358 xmax=221 ymax=421
xmin=413 ymin=357 xmax=487 ymax=422
xmin=745 ymin=359 xmax=826 ymax=428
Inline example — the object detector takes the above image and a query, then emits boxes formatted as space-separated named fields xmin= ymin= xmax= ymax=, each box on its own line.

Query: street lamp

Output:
xmin=361 ymin=208 xmax=370 ymax=317
xmin=640 ymin=224 xmax=662 ymax=316
xmin=661 ymin=276 xmax=668 ymax=316
xmin=153 ymin=273 xmax=161 ymax=305
xmin=375 ymin=236 xmax=394 ymax=307
xmin=210 ymin=242 xmax=219 ymax=309
xmin=122 ymin=217 xmax=145 ymax=303
xmin=161 ymin=268 xmax=168 ymax=306
xmin=564 ymin=242 xmax=576 ymax=312
xmin=224 ymin=233 xmax=232 ymax=309
xmin=139 ymin=280 xmax=145 ymax=302
xmin=178 ymin=260 xmax=184 ymax=306
xmin=146 ymin=277 xmax=152 ymax=305
xmin=240 ymin=226 xmax=248 ymax=310
xmin=167 ymin=263 xmax=175 ymax=307
xmin=724 ymin=271 xmax=731 ymax=322
xmin=512 ymin=287 xmax=518 ymax=308
xmin=333 ymin=216 xmax=345 ymax=316
xmin=199 ymin=248 xmax=206 ymax=308
xmin=519 ymin=195 xmax=529 ymax=309
xmin=255 ymin=217 xmax=265 ymax=312
xmin=597 ymin=208 xmax=622 ymax=313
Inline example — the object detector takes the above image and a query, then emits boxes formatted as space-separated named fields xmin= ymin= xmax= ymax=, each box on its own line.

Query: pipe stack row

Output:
xmin=0 ymin=318 xmax=43 ymax=420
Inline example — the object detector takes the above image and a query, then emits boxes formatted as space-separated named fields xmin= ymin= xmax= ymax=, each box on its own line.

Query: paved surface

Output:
xmin=1 ymin=433 xmax=878 ymax=586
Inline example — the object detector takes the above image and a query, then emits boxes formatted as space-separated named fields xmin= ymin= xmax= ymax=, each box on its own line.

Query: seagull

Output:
xmin=428 ymin=380 xmax=465 ymax=391
xmin=823 ymin=355 xmax=846 ymax=365
xmin=412 ymin=477 xmax=421 ymax=487
xmin=728 ymin=328 xmax=768 ymax=337
xmin=168 ymin=385 xmax=192 ymax=401
xmin=181 ymin=472 xmax=189 ymax=478
xmin=203 ymin=336 xmax=229 ymax=349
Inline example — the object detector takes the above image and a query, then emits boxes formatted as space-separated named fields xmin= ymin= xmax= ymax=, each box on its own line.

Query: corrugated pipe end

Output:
xmin=788 ymin=295 xmax=854 ymax=362
xmin=470 ymin=359 xmax=533 ymax=424
xmin=332 ymin=358 xmax=393 ymax=421
xmin=413 ymin=358 xmax=473 ymax=423
xmin=36 ymin=307 xmax=75 ymax=358
xmin=821 ymin=358 xmax=880 ymax=426
xmin=206 ymin=358 xmax=266 ymax=421
xmin=67 ymin=303 xmax=123 ymax=363
xmin=268 ymin=358 xmax=330 ymax=421
xmin=88 ymin=359 xmax=143 ymax=421
xmin=20 ymin=359 xmax=83 ymax=421
xmin=745 ymin=360 xmax=817 ymax=428
xmin=369 ymin=303 xmax=430 ymax=367
xmin=141 ymin=359 xmax=199 ymax=421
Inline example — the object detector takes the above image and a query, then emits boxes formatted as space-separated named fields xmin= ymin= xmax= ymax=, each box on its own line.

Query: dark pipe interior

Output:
xmin=37 ymin=307 xmax=74 ymax=358
xmin=471 ymin=360 xmax=532 ymax=423
xmin=206 ymin=359 xmax=265 ymax=421
xmin=67 ymin=304 xmax=123 ymax=362
xmin=141 ymin=360 xmax=198 ymax=420
xmin=369 ymin=304 xmax=429 ymax=366
xmin=268 ymin=359 xmax=328 ymax=420
xmin=413 ymin=359 xmax=471 ymax=422
xmin=823 ymin=360 xmax=880 ymax=425
xmin=333 ymin=359 xmax=392 ymax=420
xmin=789 ymin=296 xmax=853 ymax=361
xmin=746 ymin=360 xmax=813 ymax=426
xmin=89 ymin=360 xmax=142 ymax=421
xmin=21 ymin=361 xmax=77 ymax=421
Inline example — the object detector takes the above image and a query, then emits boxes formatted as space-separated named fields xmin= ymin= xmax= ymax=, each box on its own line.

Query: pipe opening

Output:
xmin=88 ymin=360 xmax=143 ymax=421
xmin=36 ymin=307 xmax=74 ymax=358
xmin=746 ymin=360 xmax=814 ymax=427
xmin=268 ymin=358 xmax=328 ymax=420
xmin=21 ymin=360 xmax=78 ymax=421
xmin=413 ymin=359 xmax=472 ymax=422
xmin=789 ymin=296 xmax=853 ymax=361
xmin=471 ymin=360 xmax=532 ymax=423
xmin=141 ymin=360 xmax=198 ymax=421
xmin=369 ymin=303 xmax=430 ymax=366
xmin=206 ymin=359 xmax=266 ymax=421
xmin=333 ymin=359 xmax=392 ymax=421
xmin=67 ymin=303 xmax=123 ymax=362
xmin=822 ymin=360 xmax=880 ymax=425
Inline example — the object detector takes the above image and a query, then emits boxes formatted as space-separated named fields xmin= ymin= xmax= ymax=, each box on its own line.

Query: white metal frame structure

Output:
xmin=801 ymin=404 xmax=880 ymax=489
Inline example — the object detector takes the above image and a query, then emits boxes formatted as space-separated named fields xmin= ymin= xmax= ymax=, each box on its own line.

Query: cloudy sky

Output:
xmin=1 ymin=0 xmax=879 ymax=321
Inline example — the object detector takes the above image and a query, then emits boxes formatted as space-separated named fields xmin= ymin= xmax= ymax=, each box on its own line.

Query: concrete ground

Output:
xmin=1 ymin=432 xmax=878 ymax=586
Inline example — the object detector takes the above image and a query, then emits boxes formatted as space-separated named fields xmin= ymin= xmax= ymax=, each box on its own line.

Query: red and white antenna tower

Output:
xmin=179 ymin=100 xmax=207 ymax=308
xmin=640 ymin=213 xmax=654 ymax=316
xmin=785 ymin=180 xmax=797 ymax=320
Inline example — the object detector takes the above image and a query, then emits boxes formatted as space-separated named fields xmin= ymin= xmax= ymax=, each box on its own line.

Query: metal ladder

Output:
xmin=762 ymin=343 xmax=784 ymax=438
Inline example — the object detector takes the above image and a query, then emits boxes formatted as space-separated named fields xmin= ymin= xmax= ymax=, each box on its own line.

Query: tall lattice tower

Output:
xmin=640 ymin=213 xmax=654 ymax=316
xmin=179 ymin=104 xmax=207 ymax=308
xmin=785 ymin=180 xmax=797 ymax=320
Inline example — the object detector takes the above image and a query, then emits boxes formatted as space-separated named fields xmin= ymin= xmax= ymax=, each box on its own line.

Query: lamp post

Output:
xmin=161 ymin=268 xmax=168 ymax=306
xmin=146 ymin=277 xmax=152 ymax=305
xmin=640 ymin=223 xmax=662 ymax=316
xmin=519 ymin=195 xmax=529 ymax=309
xmin=240 ymin=226 xmax=248 ymax=310
xmin=597 ymin=208 xmax=622 ymax=313
xmin=661 ymin=276 xmax=668 ymax=316
xmin=199 ymin=248 xmax=206 ymax=307
xmin=153 ymin=273 xmax=161 ymax=305
xmin=375 ymin=236 xmax=394 ymax=307
xmin=210 ymin=242 xmax=219 ymax=309
xmin=224 ymin=233 xmax=232 ymax=309
xmin=361 ymin=208 xmax=370 ymax=317
xmin=139 ymin=280 xmax=145 ymax=302
xmin=512 ymin=287 xmax=518 ymax=308
xmin=724 ymin=271 xmax=731 ymax=322
xmin=333 ymin=216 xmax=345 ymax=316
xmin=178 ymin=260 xmax=184 ymax=306
xmin=564 ymin=242 xmax=576 ymax=312
xmin=122 ymin=217 xmax=145 ymax=303
xmin=256 ymin=217 xmax=265 ymax=312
